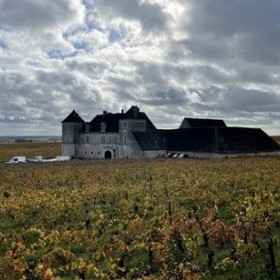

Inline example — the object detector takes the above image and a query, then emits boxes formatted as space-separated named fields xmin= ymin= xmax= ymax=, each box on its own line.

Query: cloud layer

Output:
xmin=1 ymin=0 xmax=280 ymax=135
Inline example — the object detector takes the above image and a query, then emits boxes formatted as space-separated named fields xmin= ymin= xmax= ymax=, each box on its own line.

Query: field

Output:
xmin=0 ymin=142 xmax=61 ymax=162
xmin=0 ymin=143 xmax=280 ymax=279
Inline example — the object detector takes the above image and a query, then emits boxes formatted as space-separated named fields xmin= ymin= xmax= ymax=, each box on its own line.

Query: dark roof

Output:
xmin=180 ymin=117 xmax=226 ymax=128
xmin=62 ymin=110 xmax=85 ymax=123
xmin=132 ymin=130 xmax=166 ymax=150
xmin=89 ymin=106 xmax=157 ymax=133
xmin=159 ymin=128 xmax=217 ymax=153
xmin=124 ymin=106 xmax=140 ymax=118
xmin=122 ymin=106 xmax=157 ymax=130
xmin=90 ymin=113 xmax=123 ymax=132
xmin=217 ymin=127 xmax=280 ymax=153
xmin=159 ymin=127 xmax=280 ymax=154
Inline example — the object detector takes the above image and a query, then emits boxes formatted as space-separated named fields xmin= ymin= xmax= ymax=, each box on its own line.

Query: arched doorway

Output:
xmin=105 ymin=150 xmax=112 ymax=159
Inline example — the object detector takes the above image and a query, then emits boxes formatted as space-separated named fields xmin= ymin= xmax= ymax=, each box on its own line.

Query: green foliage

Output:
xmin=0 ymin=157 xmax=280 ymax=279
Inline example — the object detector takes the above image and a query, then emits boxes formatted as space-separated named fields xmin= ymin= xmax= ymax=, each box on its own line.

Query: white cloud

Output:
xmin=0 ymin=0 xmax=85 ymax=32
xmin=1 ymin=0 xmax=280 ymax=135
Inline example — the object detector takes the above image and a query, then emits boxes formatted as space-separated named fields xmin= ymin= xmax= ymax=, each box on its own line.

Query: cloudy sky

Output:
xmin=1 ymin=0 xmax=280 ymax=136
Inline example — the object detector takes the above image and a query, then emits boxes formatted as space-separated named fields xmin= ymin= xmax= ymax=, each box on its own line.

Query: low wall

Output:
xmin=144 ymin=150 xmax=167 ymax=158
xmin=168 ymin=151 xmax=280 ymax=159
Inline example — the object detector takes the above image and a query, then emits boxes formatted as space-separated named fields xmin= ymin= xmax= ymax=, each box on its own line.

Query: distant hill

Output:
xmin=0 ymin=136 xmax=61 ymax=143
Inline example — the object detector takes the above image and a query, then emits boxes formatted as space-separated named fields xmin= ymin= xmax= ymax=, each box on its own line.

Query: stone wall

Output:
xmin=62 ymin=144 xmax=75 ymax=157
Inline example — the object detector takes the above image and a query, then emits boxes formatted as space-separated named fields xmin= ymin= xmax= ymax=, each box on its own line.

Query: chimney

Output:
xmin=103 ymin=110 xmax=107 ymax=115
xmin=121 ymin=109 xmax=124 ymax=114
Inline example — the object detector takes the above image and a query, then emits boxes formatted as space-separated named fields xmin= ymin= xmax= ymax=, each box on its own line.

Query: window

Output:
xmin=124 ymin=136 xmax=127 ymax=145
xmin=132 ymin=121 xmax=145 ymax=131
xmin=85 ymin=123 xmax=90 ymax=133
xmin=85 ymin=136 xmax=89 ymax=144
xmin=106 ymin=136 xmax=111 ymax=144
xmin=66 ymin=136 xmax=70 ymax=143
xmin=101 ymin=136 xmax=105 ymax=144
xmin=123 ymin=122 xmax=127 ymax=130
xmin=101 ymin=122 xmax=106 ymax=132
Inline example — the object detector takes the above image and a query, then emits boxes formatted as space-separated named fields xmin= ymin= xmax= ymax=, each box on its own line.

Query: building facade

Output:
xmin=62 ymin=106 xmax=280 ymax=159
xmin=62 ymin=106 xmax=166 ymax=159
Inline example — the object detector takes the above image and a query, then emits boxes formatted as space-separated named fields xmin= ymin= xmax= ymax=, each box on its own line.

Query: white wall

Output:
xmin=62 ymin=144 xmax=75 ymax=157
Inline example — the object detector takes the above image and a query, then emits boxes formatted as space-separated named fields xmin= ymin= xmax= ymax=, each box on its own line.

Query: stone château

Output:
xmin=62 ymin=106 xmax=280 ymax=159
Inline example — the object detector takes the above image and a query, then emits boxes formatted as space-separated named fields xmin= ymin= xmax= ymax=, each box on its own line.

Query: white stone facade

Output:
xmin=61 ymin=107 xmax=165 ymax=159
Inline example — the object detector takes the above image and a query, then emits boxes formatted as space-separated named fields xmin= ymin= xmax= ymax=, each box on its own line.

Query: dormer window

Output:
xmin=101 ymin=122 xmax=106 ymax=132
xmin=85 ymin=123 xmax=90 ymax=133
xmin=132 ymin=106 xmax=139 ymax=118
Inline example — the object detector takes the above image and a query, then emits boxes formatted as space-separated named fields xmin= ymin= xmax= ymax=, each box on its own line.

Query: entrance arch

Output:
xmin=104 ymin=150 xmax=112 ymax=159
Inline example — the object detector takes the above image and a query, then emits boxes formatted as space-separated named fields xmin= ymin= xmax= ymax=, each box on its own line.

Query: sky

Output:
xmin=1 ymin=0 xmax=280 ymax=136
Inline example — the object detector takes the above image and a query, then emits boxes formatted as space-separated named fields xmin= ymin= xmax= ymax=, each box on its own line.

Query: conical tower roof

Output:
xmin=61 ymin=110 xmax=85 ymax=123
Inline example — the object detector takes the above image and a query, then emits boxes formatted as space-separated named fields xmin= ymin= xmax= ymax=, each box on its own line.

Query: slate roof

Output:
xmin=62 ymin=110 xmax=85 ymax=123
xmin=217 ymin=127 xmax=280 ymax=153
xmin=89 ymin=106 xmax=156 ymax=133
xmin=159 ymin=128 xmax=217 ymax=153
xmin=90 ymin=113 xmax=122 ymax=132
xmin=158 ymin=127 xmax=280 ymax=153
xmin=121 ymin=106 xmax=156 ymax=130
xmin=180 ymin=117 xmax=226 ymax=128
xmin=132 ymin=130 xmax=165 ymax=150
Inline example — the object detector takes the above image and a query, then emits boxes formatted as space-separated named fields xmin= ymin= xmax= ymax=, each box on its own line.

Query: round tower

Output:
xmin=61 ymin=110 xmax=84 ymax=157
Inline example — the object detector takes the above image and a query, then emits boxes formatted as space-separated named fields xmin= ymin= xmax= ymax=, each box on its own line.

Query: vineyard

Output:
xmin=0 ymin=156 xmax=280 ymax=279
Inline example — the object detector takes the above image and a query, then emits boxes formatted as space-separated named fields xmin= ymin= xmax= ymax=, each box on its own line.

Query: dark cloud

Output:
xmin=135 ymin=62 xmax=166 ymax=87
xmin=221 ymin=88 xmax=280 ymax=113
xmin=182 ymin=0 xmax=280 ymax=65
xmin=139 ymin=88 xmax=188 ymax=106
xmin=187 ymin=0 xmax=280 ymax=37
xmin=1 ymin=0 xmax=280 ymax=135
xmin=0 ymin=0 xmax=84 ymax=32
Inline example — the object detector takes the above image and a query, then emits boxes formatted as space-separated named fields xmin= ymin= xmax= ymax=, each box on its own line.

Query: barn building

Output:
xmin=61 ymin=106 xmax=280 ymax=159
